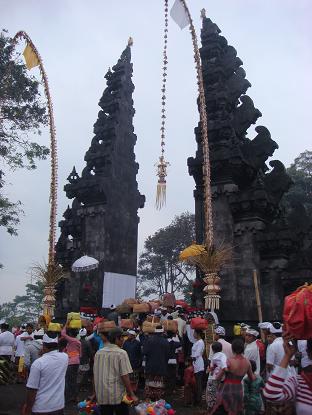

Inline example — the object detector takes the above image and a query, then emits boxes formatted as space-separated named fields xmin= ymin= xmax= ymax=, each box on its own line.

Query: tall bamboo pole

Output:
xmin=179 ymin=1 xmax=213 ymax=248
xmin=8 ymin=32 xmax=58 ymax=317
xmin=11 ymin=31 xmax=58 ymax=268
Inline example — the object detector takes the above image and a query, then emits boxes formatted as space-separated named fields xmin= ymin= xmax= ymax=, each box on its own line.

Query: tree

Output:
xmin=283 ymin=150 xmax=312 ymax=220
xmin=137 ymin=212 xmax=196 ymax=298
xmin=0 ymin=280 xmax=44 ymax=326
xmin=0 ymin=29 xmax=49 ymax=236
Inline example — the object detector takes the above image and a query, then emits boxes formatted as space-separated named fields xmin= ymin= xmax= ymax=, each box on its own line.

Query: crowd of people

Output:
xmin=0 ymin=303 xmax=312 ymax=415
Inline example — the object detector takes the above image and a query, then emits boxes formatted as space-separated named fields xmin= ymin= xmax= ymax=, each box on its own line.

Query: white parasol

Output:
xmin=72 ymin=255 xmax=99 ymax=273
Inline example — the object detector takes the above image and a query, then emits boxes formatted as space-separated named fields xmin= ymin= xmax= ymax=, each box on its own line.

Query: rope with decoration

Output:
xmin=155 ymin=0 xmax=170 ymax=210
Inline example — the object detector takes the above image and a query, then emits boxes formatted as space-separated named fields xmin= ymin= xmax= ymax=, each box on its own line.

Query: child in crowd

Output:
xmin=244 ymin=359 xmax=265 ymax=415
xmin=184 ymin=357 xmax=196 ymax=406
xmin=206 ymin=341 xmax=227 ymax=413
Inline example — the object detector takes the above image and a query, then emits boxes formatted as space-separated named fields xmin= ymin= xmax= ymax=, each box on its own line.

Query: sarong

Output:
xmin=265 ymin=401 xmax=295 ymax=415
xmin=206 ymin=379 xmax=219 ymax=411
xmin=211 ymin=376 xmax=244 ymax=415
xmin=144 ymin=374 xmax=165 ymax=400
xmin=129 ymin=369 xmax=139 ymax=392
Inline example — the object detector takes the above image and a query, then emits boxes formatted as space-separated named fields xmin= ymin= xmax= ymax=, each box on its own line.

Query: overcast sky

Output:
xmin=1 ymin=0 xmax=311 ymax=303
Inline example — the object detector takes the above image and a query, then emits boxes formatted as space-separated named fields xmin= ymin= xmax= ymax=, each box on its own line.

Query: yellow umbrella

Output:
xmin=179 ymin=243 xmax=206 ymax=261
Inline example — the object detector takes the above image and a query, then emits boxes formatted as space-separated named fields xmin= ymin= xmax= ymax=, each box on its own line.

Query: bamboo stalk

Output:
xmin=253 ymin=269 xmax=265 ymax=342
xmin=179 ymin=0 xmax=213 ymax=248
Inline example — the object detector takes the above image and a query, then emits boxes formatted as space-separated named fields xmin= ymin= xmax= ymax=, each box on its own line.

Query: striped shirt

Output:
xmin=94 ymin=343 xmax=133 ymax=405
xmin=264 ymin=366 xmax=312 ymax=415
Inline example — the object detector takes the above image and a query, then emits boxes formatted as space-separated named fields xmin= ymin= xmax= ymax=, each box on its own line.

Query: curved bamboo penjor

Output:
xmin=178 ymin=2 xmax=213 ymax=248
xmin=12 ymin=31 xmax=58 ymax=267
xmin=10 ymin=31 xmax=60 ymax=318
xmin=172 ymin=2 xmax=231 ymax=310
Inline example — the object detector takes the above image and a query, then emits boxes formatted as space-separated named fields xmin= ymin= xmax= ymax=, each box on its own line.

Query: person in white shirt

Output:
xmin=24 ymin=329 xmax=44 ymax=369
xmin=266 ymin=322 xmax=285 ymax=376
xmin=174 ymin=311 xmax=186 ymax=338
xmin=22 ymin=333 xmax=68 ymax=415
xmin=15 ymin=328 xmax=27 ymax=382
xmin=160 ymin=306 xmax=170 ymax=321
xmin=0 ymin=322 xmax=15 ymax=361
xmin=208 ymin=326 xmax=233 ymax=361
xmin=15 ymin=331 xmax=26 ymax=359
xmin=206 ymin=341 xmax=227 ymax=412
xmin=21 ymin=323 xmax=35 ymax=346
xmin=244 ymin=328 xmax=261 ymax=374
xmin=191 ymin=329 xmax=205 ymax=406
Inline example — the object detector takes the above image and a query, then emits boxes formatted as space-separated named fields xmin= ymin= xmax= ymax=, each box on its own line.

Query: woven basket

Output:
xmin=116 ymin=304 xmax=132 ymax=314
xmin=98 ymin=320 xmax=116 ymax=333
xmin=133 ymin=303 xmax=150 ymax=313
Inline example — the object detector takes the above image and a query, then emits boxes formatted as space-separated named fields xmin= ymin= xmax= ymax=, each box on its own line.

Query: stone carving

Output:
xmin=232 ymin=96 xmax=262 ymax=138
xmin=188 ymin=16 xmax=310 ymax=324
xmin=263 ymin=160 xmax=293 ymax=204
xmin=227 ymin=67 xmax=251 ymax=104
xmin=55 ymin=45 xmax=145 ymax=317
xmin=241 ymin=126 xmax=278 ymax=172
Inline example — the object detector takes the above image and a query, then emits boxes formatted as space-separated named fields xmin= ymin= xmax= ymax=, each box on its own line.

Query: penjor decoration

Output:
xmin=5 ymin=32 xmax=65 ymax=317
xmin=179 ymin=244 xmax=231 ymax=309
xmin=163 ymin=1 xmax=232 ymax=310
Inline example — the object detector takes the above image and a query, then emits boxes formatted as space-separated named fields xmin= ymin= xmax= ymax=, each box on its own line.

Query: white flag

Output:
xmin=170 ymin=0 xmax=190 ymax=30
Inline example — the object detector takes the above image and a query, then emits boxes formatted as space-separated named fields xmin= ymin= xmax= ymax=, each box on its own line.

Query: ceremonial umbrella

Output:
xmin=72 ymin=255 xmax=99 ymax=273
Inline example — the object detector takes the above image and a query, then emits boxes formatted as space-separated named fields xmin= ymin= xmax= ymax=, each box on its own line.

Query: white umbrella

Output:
xmin=72 ymin=255 xmax=99 ymax=273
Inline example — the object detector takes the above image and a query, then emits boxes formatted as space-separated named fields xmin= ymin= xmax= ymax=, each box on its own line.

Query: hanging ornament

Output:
xmin=203 ymin=273 xmax=221 ymax=310
xmin=155 ymin=0 xmax=170 ymax=210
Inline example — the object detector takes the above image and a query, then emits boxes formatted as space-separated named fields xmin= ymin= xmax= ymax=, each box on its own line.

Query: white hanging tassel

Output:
xmin=205 ymin=295 xmax=220 ymax=310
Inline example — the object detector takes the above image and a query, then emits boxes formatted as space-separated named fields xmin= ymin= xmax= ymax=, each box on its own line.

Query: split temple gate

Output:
xmin=55 ymin=44 xmax=145 ymax=317
xmin=188 ymin=17 xmax=312 ymax=325
xmin=54 ymin=18 xmax=311 ymax=324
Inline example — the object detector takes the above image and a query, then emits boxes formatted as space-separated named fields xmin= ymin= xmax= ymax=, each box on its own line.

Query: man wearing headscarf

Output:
xmin=244 ymin=328 xmax=260 ymax=374
xmin=209 ymin=326 xmax=233 ymax=361
xmin=22 ymin=334 xmax=68 ymax=415
xmin=107 ymin=305 xmax=119 ymax=325
xmin=143 ymin=325 xmax=170 ymax=400
xmin=78 ymin=328 xmax=92 ymax=391
xmin=24 ymin=329 xmax=44 ymax=370
xmin=266 ymin=322 xmax=285 ymax=376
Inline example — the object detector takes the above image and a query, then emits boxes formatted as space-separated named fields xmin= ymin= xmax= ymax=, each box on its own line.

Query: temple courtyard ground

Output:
xmin=0 ymin=383 xmax=205 ymax=415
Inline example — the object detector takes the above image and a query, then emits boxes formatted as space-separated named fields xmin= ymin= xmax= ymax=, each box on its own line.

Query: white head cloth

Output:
xmin=43 ymin=333 xmax=58 ymax=344
xmin=215 ymin=326 xmax=226 ymax=336
xmin=258 ymin=322 xmax=273 ymax=330
xmin=246 ymin=328 xmax=259 ymax=337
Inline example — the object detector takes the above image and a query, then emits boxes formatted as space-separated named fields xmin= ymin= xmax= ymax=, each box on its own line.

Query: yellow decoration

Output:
xmin=18 ymin=356 xmax=25 ymax=373
xmin=48 ymin=322 xmax=62 ymax=332
xmin=68 ymin=319 xmax=82 ymax=329
xmin=67 ymin=312 xmax=81 ymax=321
xmin=233 ymin=324 xmax=241 ymax=336
xmin=23 ymin=43 xmax=39 ymax=70
xmin=179 ymin=243 xmax=206 ymax=261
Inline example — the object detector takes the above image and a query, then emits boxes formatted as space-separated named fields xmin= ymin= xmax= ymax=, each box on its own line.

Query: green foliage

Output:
xmin=283 ymin=150 xmax=312 ymax=219
xmin=137 ymin=212 xmax=196 ymax=298
xmin=0 ymin=189 xmax=23 ymax=236
xmin=0 ymin=29 xmax=49 ymax=237
xmin=0 ymin=280 xmax=44 ymax=327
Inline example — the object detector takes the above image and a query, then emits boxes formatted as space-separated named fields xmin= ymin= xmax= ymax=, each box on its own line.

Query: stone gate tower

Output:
xmin=55 ymin=43 xmax=145 ymax=316
xmin=188 ymin=17 xmax=311 ymax=325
